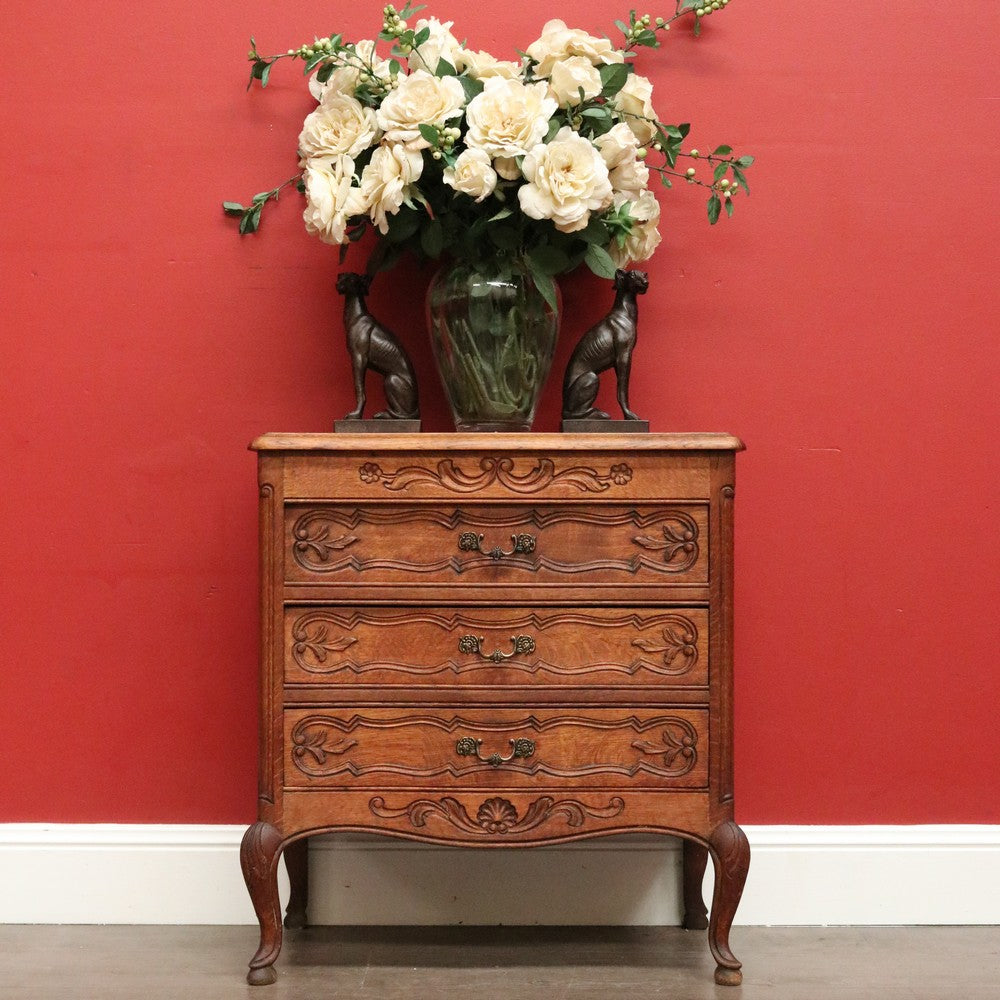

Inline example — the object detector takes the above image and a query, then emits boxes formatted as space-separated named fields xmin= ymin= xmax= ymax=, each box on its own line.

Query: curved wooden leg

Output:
xmin=707 ymin=820 xmax=750 ymax=986
xmin=283 ymin=837 xmax=309 ymax=929
xmin=682 ymin=839 xmax=709 ymax=930
xmin=241 ymin=822 xmax=284 ymax=985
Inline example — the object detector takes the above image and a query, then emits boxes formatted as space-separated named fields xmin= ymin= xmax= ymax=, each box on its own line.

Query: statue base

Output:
xmin=561 ymin=419 xmax=650 ymax=434
xmin=334 ymin=419 xmax=421 ymax=433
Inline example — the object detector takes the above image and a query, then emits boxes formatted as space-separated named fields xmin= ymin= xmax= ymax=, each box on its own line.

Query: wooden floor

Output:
xmin=2 ymin=925 xmax=998 ymax=999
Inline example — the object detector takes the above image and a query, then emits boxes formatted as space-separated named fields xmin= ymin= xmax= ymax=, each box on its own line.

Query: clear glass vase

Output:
xmin=426 ymin=255 xmax=560 ymax=431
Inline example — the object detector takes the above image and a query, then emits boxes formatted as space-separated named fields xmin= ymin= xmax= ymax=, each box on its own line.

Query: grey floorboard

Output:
xmin=0 ymin=925 xmax=997 ymax=999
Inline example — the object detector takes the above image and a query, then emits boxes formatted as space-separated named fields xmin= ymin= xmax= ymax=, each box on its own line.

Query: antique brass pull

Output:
xmin=455 ymin=737 xmax=536 ymax=767
xmin=458 ymin=634 xmax=536 ymax=662
xmin=457 ymin=531 xmax=536 ymax=561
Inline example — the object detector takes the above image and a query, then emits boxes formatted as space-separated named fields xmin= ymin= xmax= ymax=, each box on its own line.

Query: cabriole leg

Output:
xmin=682 ymin=838 xmax=709 ymax=930
xmin=707 ymin=820 xmax=751 ymax=986
xmin=283 ymin=836 xmax=309 ymax=929
xmin=240 ymin=822 xmax=284 ymax=986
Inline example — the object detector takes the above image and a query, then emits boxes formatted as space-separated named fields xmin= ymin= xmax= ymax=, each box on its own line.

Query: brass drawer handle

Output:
xmin=458 ymin=634 xmax=536 ymax=662
xmin=457 ymin=532 xmax=536 ymax=561
xmin=455 ymin=737 xmax=536 ymax=768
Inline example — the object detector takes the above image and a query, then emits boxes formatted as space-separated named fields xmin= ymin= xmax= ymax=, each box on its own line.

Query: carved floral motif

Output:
xmin=630 ymin=614 xmax=699 ymax=674
xmin=631 ymin=718 xmax=699 ymax=776
xmin=292 ymin=512 xmax=359 ymax=570
xmin=291 ymin=613 xmax=358 ymax=672
xmin=631 ymin=510 xmax=699 ymax=572
xmin=368 ymin=794 xmax=626 ymax=836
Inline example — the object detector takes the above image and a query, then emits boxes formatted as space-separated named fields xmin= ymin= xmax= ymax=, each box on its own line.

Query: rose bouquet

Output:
xmin=225 ymin=3 xmax=752 ymax=428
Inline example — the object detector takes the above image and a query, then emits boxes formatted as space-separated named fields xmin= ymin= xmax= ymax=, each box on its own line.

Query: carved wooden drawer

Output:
xmin=284 ymin=606 xmax=709 ymax=688
xmin=283 ymin=708 xmax=708 ymax=790
xmin=285 ymin=504 xmax=708 ymax=588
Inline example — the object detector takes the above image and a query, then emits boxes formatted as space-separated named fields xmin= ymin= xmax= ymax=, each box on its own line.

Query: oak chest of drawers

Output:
xmin=241 ymin=433 xmax=749 ymax=986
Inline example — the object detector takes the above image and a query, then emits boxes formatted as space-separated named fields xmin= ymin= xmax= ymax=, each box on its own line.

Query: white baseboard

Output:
xmin=1 ymin=824 xmax=997 ymax=926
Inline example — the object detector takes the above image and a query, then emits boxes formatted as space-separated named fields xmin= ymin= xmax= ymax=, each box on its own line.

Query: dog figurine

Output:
xmin=336 ymin=272 xmax=419 ymax=420
xmin=562 ymin=268 xmax=648 ymax=421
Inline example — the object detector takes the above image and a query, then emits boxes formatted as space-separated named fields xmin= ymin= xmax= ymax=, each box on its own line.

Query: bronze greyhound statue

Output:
xmin=562 ymin=268 xmax=648 ymax=421
xmin=336 ymin=272 xmax=419 ymax=421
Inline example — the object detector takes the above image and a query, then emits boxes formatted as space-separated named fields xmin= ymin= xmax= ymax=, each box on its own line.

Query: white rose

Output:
xmin=465 ymin=78 xmax=557 ymax=160
xmin=298 ymin=93 xmax=380 ymax=162
xmin=308 ymin=41 xmax=392 ymax=101
xmin=302 ymin=155 xmax=366 ymax=245
xmin=609 ymin=156 xmax=650 ymax=201
xmin=376 ymin=70 xmax=465 ymax=150
xmin=547 ymin=56 xmax=603 ymax=107
xmin=408 ymin=17 xmax=463 ymax=73
xmin=493 ymin=156 xmax=523 ymax=181
xmin=609 ymin=190 xmax=661 ymax=266
xmin=455 ymin=48 xmax=524 ymax=81
xmin=518 ymin=126 xmax=613 ymax=233
xmin=597 ymin=124 xmax=649 ymax=200
xmin=595 ymin=122 xmax=641 ymax=169
xmin=443 ymin=148 xmax=498 ymax=202
xmin=525 ymin=18 xmax=624 ymax=79
xmin=359 ymin=143 xmax=424 ymax=234
xmin=614 ymin=73 xmax=658 ymax=145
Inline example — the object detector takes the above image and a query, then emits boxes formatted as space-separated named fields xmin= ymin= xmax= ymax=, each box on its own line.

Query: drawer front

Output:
xmin=284 ymin=504 xmax=708 ymax=586
xmin=284 ymin=606 xmax=709 ymax=688
xmin=283 ymin=708 xmax=708 ymax=790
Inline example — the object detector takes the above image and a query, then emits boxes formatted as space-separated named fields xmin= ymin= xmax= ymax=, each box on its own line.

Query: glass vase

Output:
xmin=426 ymin=255 xmax=560 ymax=431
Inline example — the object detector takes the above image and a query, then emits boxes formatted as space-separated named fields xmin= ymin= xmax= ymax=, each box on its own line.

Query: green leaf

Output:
xmin=584 ymin=243 xmax=617 ymax=279
xmin=544 ymin=118 xmax=561 ymax=143
xmin=736 ymin=155 xmax=755 ymax=167
xmin=386 ymin=207 xmax=421 ymax=243
xmin=712 ymin=145 xmax=732 ymax=156
xmin=678 ymin=0 xmax=700 ymax=11
xmin=488 ymin=225 xmax=521 ymax=252
xmin=488 ymin=206 xmax=514 ymax=222
xmin=418 ymin=123 xmax=440 ymax=146
xmin=577 ymin=217 xmax=611 ymax=245
xmin=459 ymin=74 xmax=484 ymax=101
xmin=435 ymin=58 xmax=456 ymax=77
xmin=389 ymin=59 xmax=401 ymax=76
xmin=222 ymin=202 xmax=245 ymax=216
xmin=725 ymin=198 xmax=735 ymax=219
xmin=304 ymin=53 xmax=327 ymax=72
xmin=316 ymin=62 xmax=335 ymax=83
xmin=260 ymin=62 xmax=272 ymax=87
xmin=731 ymin=165 xmax=750 ymax=195
xmin=693 ymin=17 xmax=702 ymax=37
xmin=599 ymin=63 xmax=628 ymax=98
xmin=707 ymin=194 xmax=721 ymax=225
xmin=414 ymin=25 xmax=431 ymax=47
xmin=420 ymin=219 xmax=444 ymax=258
xmin=530 ymin=270 xmax=559 ymax=312
xmin=528 ymin=245 xmax=570 ymax=275
xmin=252 ymin=191 xmax=271 ymax=203
xmin=581 ymin=107 xmax=610 ymax=119
xmin=713 ymin=162 xmax=728 ymax=184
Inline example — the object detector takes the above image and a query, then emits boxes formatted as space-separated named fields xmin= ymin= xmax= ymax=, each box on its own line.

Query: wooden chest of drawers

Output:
xmin=241 ymin=433 xmax=749 ymax=986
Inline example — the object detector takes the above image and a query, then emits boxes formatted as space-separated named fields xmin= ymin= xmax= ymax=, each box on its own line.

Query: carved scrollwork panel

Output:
xmin=368 ymin=795 xmax=626 ymax=836
xmin=358 ymin=457 xmax=633 ymax=494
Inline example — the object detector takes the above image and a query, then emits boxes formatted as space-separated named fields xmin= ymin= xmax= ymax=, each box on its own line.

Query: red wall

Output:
xmin=2 ymin=1 xmax=998 ymax=824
